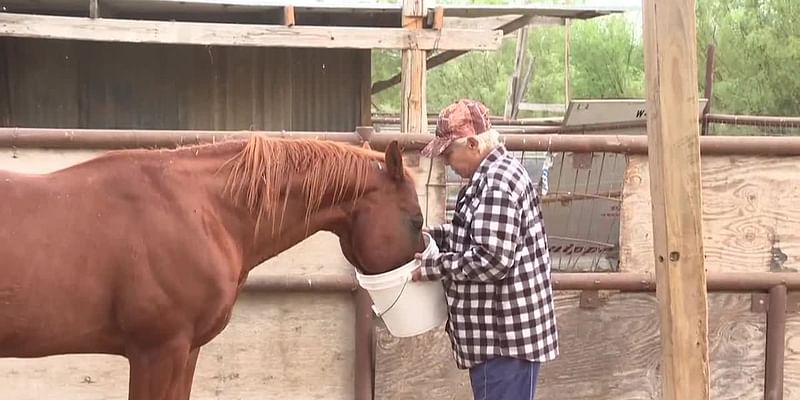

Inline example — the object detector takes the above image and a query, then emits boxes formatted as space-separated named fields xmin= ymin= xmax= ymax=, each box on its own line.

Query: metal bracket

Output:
xmin=579 ymin=290 xmax=601 ymax=309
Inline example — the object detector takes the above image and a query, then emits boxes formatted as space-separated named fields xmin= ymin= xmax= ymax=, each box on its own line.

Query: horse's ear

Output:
xmin=385 ymin=140 xmax=404 ymax=181
xmin=361 ymin=141 xmax=372 ymax=150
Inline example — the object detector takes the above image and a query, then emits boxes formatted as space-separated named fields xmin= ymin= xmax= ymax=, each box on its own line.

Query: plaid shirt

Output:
xmin=420 ymin=145 xmax=559 ymax=369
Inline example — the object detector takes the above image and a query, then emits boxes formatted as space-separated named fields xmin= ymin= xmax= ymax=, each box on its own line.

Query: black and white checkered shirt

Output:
xmin=420 ymin=145 xmax=559 ymax=369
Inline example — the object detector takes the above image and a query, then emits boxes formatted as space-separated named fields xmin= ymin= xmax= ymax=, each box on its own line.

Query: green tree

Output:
xmin=372 ymin=0 xmax=800 ymax=119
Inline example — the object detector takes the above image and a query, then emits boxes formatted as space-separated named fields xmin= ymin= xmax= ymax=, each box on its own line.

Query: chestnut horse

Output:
xmin=0 ymin=136 xmax=425 ymax=400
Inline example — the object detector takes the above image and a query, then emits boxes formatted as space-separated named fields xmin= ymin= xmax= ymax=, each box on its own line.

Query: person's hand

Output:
xmin=411 ymin=252 xmax=424 ymax=281
xmin=411 ymin=268 xmax=423 ymax=282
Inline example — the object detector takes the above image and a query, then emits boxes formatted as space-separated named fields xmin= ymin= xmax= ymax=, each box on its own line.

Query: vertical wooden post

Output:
xmin=504 ymin=26 xmax=528 ymax=120
xmin=401 ymin=0 xmax=427 ymax=134
xmin=354 ymin=51 xmax=375 ymax=400
xmin=642 ymin=0 xmax=711 ymax=399
xmin=89 ymin=0 xmax=99 ymax=19
xmin=701 ymin=45 xmax=716 ymax=136
xmin=282 ymin=6 xmax=295 ymax=27
xmin=354 ymin=289 xmax=375 ymax=400
xmin=432 ymin=6 xmax=445 ymax=31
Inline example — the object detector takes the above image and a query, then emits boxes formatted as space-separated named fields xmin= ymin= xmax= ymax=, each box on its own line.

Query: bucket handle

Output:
xmin=371 ymin=275 xmax=410 ymax=319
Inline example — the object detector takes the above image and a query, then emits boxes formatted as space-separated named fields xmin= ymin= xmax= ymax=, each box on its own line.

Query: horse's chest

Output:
xmin=194 ymin=306 xmax=235 ymax=347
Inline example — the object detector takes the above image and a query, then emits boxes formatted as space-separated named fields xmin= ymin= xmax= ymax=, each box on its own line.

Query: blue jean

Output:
xmin=469 ymin=356 xmax=541 ymax=400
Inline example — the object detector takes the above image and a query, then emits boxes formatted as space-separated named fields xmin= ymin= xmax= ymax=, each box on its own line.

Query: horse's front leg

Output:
xmin=178 ymin=347 xmax=201 ymax=400
xmin=126 ymin=338 xmax=192 ymax=400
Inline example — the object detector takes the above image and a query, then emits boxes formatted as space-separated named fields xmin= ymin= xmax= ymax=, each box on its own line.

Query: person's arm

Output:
xmin=419 ymin=185 xmax=520 ymax=282
xmin=425 ymin=223 xmax=453 ymax=252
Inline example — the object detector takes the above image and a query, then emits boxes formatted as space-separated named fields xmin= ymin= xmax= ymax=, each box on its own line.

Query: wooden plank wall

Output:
xmin=374 ymin=153 xmax=800 ymax=399
xmin=0 ymin=37 xmax=368 ymax=131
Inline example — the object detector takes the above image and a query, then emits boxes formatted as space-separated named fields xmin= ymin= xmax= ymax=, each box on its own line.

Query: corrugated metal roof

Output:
xmin=1 ymin=0 xmax=623 ymax=21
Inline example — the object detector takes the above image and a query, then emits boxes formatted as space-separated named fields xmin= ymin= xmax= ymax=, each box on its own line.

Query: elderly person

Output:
xmin=412 ymin=99 xmax=559 ymax=400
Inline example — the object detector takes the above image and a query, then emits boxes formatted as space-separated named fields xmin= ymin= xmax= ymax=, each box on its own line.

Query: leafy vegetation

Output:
xmin=372 ymin=0 xmax=800 ymax=119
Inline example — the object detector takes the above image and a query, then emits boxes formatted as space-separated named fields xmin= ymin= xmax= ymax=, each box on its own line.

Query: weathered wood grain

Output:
xmin=374 ymin=292 xmax=765 ymax=400
xmin=0 ymin=13 xmax=503 ymax=51
xmin=642 ymin=0 xmax=710 ymax=395
xmin=0 ymin=292 xmax=356 ymax=400
xmin=621 ymin=155 xmax=800 ymax=273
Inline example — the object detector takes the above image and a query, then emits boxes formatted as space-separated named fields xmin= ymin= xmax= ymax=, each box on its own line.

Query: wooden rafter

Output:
xmin=0 ymin=13 xmax=502 ymax=51
xmin=371 ymin=14 xmax=541 ymax=95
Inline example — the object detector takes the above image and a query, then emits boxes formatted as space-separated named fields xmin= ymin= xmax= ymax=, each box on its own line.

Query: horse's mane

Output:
xmin=221 ymin=135 xmax=385 ymax=235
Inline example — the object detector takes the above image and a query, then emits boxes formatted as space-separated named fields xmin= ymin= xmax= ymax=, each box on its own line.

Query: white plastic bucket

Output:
xmin=355 ymin=232 xmax=448 ymax=337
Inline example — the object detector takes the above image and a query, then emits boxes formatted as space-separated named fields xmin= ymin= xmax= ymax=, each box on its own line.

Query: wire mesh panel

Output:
xmin=443 ymin=150 xmax=625 ymax=272
xmin=705 ymin=116 xmax=800 ymax=137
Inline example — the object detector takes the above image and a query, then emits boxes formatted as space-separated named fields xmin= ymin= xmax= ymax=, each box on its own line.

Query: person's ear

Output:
xmin=466 ymin=137 xmax=479 ymax=150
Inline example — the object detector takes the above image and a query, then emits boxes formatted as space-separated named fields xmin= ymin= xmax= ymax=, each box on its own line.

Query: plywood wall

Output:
xmin=374 ymin=292 xmax=766 ymax=400
xmin=618 ymin=154 xmax=800 ymax=400
xmin=621 ymin=154 xmax=800 ymax=274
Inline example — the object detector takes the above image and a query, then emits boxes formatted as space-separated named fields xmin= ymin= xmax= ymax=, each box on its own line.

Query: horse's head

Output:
xmin=338 ymin=140 xmax=426 ymax=275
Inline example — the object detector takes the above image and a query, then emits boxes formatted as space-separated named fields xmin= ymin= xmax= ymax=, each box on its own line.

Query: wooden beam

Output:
xmin=401 ymin=0 xmax=427 ymax=134
xmin=642 ymin=0 xmax=710 ymax=400
xmin=432 ymin=6 xmax=445 ymax=30
xmin=283 ymin=5 xmax=295 ymax=27
xmin=372 ymin=15 xmax=534 ymax=95
xmin=0 ymin=13 xmax=502 ymax=51
xmin=445 ymin=15 xmax=563 ymax=30
xmin=89 ymin=0 xmax=99 ymax=19
xmin=359 ymin=50 xmax=372 ymax=127
xmin=505 ymin=24 xmax=529 ymax=119
xmin=701 ymin=44 xmax=716 ymax=136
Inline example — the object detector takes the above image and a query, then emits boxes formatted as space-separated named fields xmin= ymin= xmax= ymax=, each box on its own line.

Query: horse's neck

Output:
xmin=192 ymin=141 xmax=373 ymax=272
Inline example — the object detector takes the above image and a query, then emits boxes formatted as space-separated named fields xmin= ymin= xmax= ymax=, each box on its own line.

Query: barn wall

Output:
xmin=0 ymin=145 xmax=442 ymax=400
xmin=0 ymin=37 xmax=368 ymax=131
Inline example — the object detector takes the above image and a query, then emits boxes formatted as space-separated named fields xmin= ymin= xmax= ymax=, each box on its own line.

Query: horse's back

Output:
xmin=0 ymin=151 xmax=243 ymax=357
